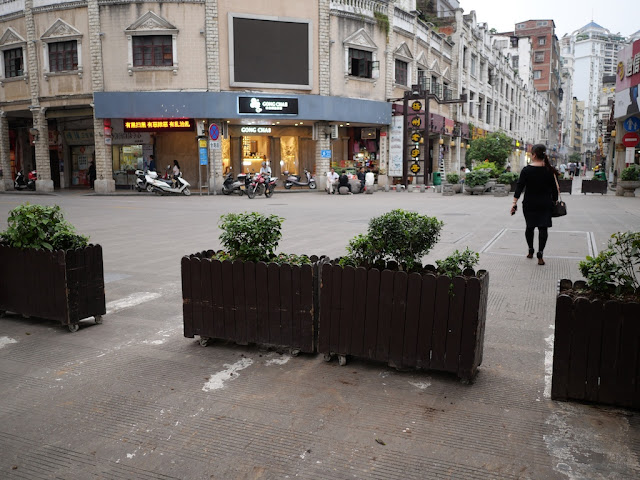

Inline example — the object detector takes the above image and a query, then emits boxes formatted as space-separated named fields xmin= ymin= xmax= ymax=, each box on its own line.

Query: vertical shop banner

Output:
xmin=388 ymin=116 xmax=404 ymax=177
xmin=615 ymin=39 xmax=640 ymax=119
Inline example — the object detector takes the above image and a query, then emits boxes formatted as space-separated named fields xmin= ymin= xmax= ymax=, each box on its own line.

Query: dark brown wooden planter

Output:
xmin=181 ymin=252 xmax=319 ymax=353
xmin=318 ymin=263 xmax=489 ymax=381
xmin=557 ymin=179 xmax=572 ymax=195
xmin=0 ymin=244 xmax=106 ymax=332
xmin=552 ymin=280 xmax=640 ymax=409
xmin=581 ymin=179 xmax=607 ymax=194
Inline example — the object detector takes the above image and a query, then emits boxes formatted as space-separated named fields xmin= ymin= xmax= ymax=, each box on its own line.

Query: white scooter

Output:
xmin=147 ymin=171 xmax=191 ymax=196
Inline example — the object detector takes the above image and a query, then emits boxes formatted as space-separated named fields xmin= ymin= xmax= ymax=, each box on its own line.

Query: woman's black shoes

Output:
xmin=537 ymin=252 xmax=545 ymax=265
xmin=527 ymin=248 xmax=534 ymax=259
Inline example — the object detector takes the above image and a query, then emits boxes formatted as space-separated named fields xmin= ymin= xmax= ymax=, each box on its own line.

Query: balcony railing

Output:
xmin=330 ymin=0 xmax=387 ymax=15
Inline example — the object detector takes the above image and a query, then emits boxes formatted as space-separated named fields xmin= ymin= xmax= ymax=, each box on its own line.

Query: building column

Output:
xmin=315 ymin=122 xmax=330 ymax=190
xmin=0 ymin=112 xmax=12 ymax=190
xmin=93 ymin=115 xmax=114 ymax=193
xmin=32 ymin=108 xmax=54 ymax=192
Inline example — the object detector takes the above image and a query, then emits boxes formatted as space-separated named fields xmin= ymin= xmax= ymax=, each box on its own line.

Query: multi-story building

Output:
xmin=0 ymin=0 xmax=549 ymax=193
xmin=569 ymin=98 xmax=584 ymax=155
xmin=558 ymin=34 xmax=575 ymax=158
xmin=567 ymin=22 xmax=627 ymax=155
xmin=508 ymin=20 xmax=561 ymax=155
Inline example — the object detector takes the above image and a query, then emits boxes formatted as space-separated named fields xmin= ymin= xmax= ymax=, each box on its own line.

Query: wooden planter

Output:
xmin=181 ymin=252 xmax=319 ymax=353
xmin=557 ymin=179 xmax=572 ymax=195
xmin=552 ymin=280 xmax=640 ymax=409
xmin=581 ymin=179 xmax=607 ymax=194
xmin=318 ymin=263 xmax=489 ymax=381
xmin=0 ymin=244 xmax=106 ymax=332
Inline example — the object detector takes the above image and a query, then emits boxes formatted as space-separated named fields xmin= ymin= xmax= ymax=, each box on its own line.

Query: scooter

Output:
xmin=135 ymin=169 xmax=157 ymax=192
xmin=247 ymin=173 xmax=276 ymax=199
xmin=283 ymin=169 xmax=316 ymax=189
xmin=147 ymin=171 xmax=191 ymax=196
xmin=14 ymin=170 xmax=37 ymax=191
xmin=222 ymin=171 xmax=248 ymax=196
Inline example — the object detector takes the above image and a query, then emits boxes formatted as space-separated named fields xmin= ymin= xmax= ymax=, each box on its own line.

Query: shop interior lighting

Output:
xmin=243 ymin=160 xmax=252 ymax=166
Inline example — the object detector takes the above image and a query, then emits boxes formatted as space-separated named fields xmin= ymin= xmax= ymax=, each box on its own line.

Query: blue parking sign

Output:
xmin=321 ymin=149 xmax=332 ymax=158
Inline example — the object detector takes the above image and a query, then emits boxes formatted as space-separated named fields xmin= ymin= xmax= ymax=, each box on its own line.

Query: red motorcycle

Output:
xmin=247 ymin=173 xmax=276 ymax=199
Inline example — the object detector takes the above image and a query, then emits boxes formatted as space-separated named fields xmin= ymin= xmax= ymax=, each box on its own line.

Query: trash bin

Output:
xmin=433 ymin=171 xmax=442 ymax=185
xmin=595 ymin=171 xmax=606 ymax=181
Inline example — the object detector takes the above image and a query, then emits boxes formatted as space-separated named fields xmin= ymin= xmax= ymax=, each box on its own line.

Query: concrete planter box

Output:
xmin=581 ymin=179 xmax=607 ymax=195
xmin=181 ymin=252 xmax=320 ymax=353
xmin=619 ymin=180 xmax=640 ymax=197
xmin=552 ymin=279 xmax=640 ymax=409
xmin=0 ymin=244 xmax=106 ymax=332
xmin=318 ymin=263 xmax=489 ymax=381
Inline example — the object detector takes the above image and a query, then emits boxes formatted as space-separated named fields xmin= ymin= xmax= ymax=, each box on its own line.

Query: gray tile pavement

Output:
xmin=0 ymin=182 xmax=639 ymax=479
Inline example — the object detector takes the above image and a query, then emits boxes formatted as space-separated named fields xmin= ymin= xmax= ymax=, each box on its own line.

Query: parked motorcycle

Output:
xmin=135 ymin=169 xmax=156 ymax=192
xmin=247 ymin=173 xmax=276 ymax=199
xmin=222 ymin=170 xmax=249 ymax=196
xmin=283 ymin=169 xmax=316 ymax=189
xmin=14 ymin=170 xmax=36 ymax=191
xmin=147 ymin=171 xmax=191 ymax=196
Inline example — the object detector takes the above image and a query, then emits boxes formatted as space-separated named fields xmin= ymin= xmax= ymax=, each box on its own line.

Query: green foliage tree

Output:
xmin=466 ymin=132 xmax=514 ymax=169
xmin=568 ymin=153 xmax=581 ymax=164
xmin=218 ymin=212 xmax=284 ymax=263
xmin=1 ymin=203 xmax=88 ymax=251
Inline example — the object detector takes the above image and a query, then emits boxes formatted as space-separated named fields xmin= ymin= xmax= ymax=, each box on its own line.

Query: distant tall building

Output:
xmin=510 ymin=20 xmax=561 ymax=154
xmin=559 ymin=34 xmax=575 ymax=156
xmin=566 ymin=22 xmax=627 ymax=153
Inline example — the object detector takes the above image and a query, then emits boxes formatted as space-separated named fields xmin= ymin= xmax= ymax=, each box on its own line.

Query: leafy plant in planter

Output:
xmin=1 ymin=203 xmax=88 ymax=250
xmin=464 ymin=170 xmax=490 ymax=188
xmin=445 ymin=173 xmax=460 ymax=184
xmin=621 ymin=165 xmax=640 ymax=181
xmin=339 ymin=209 xmax=443 ymax=272
xmin=436 ymin=248 xmax=480 ymax=278
xmin=472 ymin=161 xmax=500 ymax=178
xmin=497 ymin=172 xmax=519 ymax=185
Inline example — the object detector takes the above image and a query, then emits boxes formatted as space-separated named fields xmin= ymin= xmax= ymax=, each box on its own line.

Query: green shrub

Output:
xmin=218 ymin=212 xmax=283 ymax=263
xmin=578 ymin=231 xmax=640 ymax=296
xmin=1 ymin=203 xmax=88 ymax=251
xmin=340 ymin=209 xmax=443 ymax=271
xmin=445 ymin=173 xmax=460 ymax=184
xmin=465 ymin=170 xmax=490 ymax=188
xmin=472 ymin=161 xmax=501 ymax=177
xmin=621 ymin=165 xmax=640 ymax=181
xmin=497 ymin=172 xmax=519 ymax=185
xmin=436 ymin=248 xmax=480 ymax=278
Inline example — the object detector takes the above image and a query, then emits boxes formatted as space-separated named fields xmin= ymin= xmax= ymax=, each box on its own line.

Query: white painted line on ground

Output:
xmin=480 ymin=228 xmax=507 ymax=253
xmin=265 ymin=354 xmax=291 ymax=366
xmin=587 ymin=231 xmax=598 ymax=257
xmin=544 ymin=324 xmax=555 ymax=399
xmin=202 ymin=358 xmax=254 ymax=392
xmin=483 ymin=252 xmax=586 ymax=260
xmin=106 ymin=292 xmax=161 ymax=315
xmin=0 ymin=336 xmax=18 ymax=349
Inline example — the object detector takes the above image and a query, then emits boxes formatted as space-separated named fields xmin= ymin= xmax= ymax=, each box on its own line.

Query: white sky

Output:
xmin=462 ymin=0 xmax=638 ymax=38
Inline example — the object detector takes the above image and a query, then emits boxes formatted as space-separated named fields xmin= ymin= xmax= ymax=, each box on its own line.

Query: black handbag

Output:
xmin=552 ymin=176 xmax=567 ymax=217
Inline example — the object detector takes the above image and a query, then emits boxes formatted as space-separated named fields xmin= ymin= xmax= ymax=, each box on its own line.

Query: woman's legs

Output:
xmin=537 ymin=227 xmax=548 ymax=264
xmin=525 ymin=227 xmax=535 ymax=257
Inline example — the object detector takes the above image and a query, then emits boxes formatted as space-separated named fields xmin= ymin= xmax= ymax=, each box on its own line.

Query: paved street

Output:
xmin=0 ymin=183 xmax=639 ymax=479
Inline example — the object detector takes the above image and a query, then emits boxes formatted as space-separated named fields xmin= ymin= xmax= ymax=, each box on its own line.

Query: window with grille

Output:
xmin=133 ymin=35 xmax=173 ymax=67
xmin=48 ymin=41 xmax=78 ymax=72
xmin=534 ymin=70 xmax=542 ymax=79
xmin=349 ymin=48 xmax=373 ymax=78
xmin=470 ymin=54 xmax=477 ymax=76
xmin=534 ymin=51 xmax=544 ymax=63
xmin=538 ymin=36 xmax=546 ymax=46
xmin=418 ymin=68 xmax=428 ymax=91
xmin=4 ymin=47 xmax=23 ymax=77
xmin=395 ymin=59 xmax=407 ymax=86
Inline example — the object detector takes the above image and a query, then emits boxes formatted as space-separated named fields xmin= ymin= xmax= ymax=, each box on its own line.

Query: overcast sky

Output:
xmin=462 ymin=0 xmax=638 ymax=38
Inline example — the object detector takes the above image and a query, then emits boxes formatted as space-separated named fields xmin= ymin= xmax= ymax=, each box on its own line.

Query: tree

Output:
xmin=466 ymin=132 xmax=513 ymax=169
xmin=569 ymin=153 xmax=581 ymax=164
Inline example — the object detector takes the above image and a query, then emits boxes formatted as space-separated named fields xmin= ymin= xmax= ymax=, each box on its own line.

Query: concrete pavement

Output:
xmin=0 ymin=182 xmax=639 ymax=479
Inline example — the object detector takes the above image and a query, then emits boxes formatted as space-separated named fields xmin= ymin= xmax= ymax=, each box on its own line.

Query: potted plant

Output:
xmin=552 ymin=231 xmax=640 ymax=408
xmin=497 ymin=172 xmax=519 ymax=193
xmin=464 ymin=170 xmax=490 ymax=194
xmin=0 ymin=204 xmax=105 ymax=332
xmin=318 ymin=209 xmax=489 ymax=381
xmin=181 ymin=212 xmax=319 ymax=354
xmin=619 ymin=165 xmax=640 ymax=197
xmin=445 ymin=173 xmax=461 ymax=193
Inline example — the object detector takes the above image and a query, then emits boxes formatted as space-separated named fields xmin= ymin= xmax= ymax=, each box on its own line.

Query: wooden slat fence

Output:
xmin=318 ymin=262 xmax=489 ymax=381
xmin=552 ymin=280 xmax=640 ymax=409
xmin=182 ymin=251 xmax=317 ymax=353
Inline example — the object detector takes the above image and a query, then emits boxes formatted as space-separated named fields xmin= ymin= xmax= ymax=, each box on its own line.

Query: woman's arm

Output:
xmin=513 ymin=168 xmax=526 ymax=200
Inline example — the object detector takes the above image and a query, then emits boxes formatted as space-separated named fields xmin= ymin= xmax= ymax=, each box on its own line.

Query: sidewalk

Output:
xmin=0 ymin=184 xmax=639 ymax=479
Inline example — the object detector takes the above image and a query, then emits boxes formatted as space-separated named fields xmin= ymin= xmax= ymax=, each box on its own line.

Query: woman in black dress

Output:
xmin=510 ymin=144 xmax=559 ymax=265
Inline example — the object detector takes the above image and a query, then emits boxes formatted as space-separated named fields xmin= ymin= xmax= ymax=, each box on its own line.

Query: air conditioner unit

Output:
xmin=330 ymin=124 xmax=339 ymax=139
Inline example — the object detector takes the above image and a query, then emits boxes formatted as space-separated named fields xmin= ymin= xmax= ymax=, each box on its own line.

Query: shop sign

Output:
xmin=64 ymin=130 xmax=94 ymax=145
xmin=410 ymin=163 xmax=420 ymax=174
xmin=388 ymin=116 xmax=404 ymax=177
xmin=623 ymin=116 xmax=640 ymax=132
xmin=238 ymin=96 xmax=298 ymax=115
xmin=321 ymin=149 xmax=332 ymax=158
xmin=123 ymin=119 xmax=194 ymax=132
xmin=112 ymin=132 xmax=152 ymax=145
xmin=239 ymin=126 xmax=272 ymax=134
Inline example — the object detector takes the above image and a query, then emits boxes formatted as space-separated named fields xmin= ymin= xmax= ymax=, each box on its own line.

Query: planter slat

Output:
xmin=298 ymin=264 xmax=314 ymax=352
xmin=244 ymin=261 xmax=258 ymax=344
xmin=350 ymin=267 xmax=368 ymax=357
xmin=290 ymin=265 xmax=302 ymax=350
xmin=430 ymin=276 xmax=452 ymax=370
xmin=199 ymin=258 xmax=213 ymax=338
xmin=389 ymin=271 xmax=408 ymax=368
xmin=402 ymin=273 xmax=422 ymax=368
xmin=190 ymin=257 xmax=204 ymax=339
xmin=181 ymin=257 xmax=193 ymax=337
xmin=551 ymin=295 xmax=573 ymax=400
xmin=232 ymin=260 xmax=247 ymax=345
xmin=267 ymin=263 xmax=281 ymax=344
xmin=363 ymin=269 xmax=381 ymax=359
xmin=329 ymin=265 xmax=343 ymax=353
xmin=598 ymin=301 xmax=624 ymax=405
xmin=211 ymin=259 xmax=225 ymax=339
xmin=318 ymin=263 xmax=333 ymax=353
xmin=66 ymin=249 xmax=80 ymax=322
xmin=584 ymin=300 xmax=604 ymax=402
xmin=279 ymin=264 xmax=293 ymax=348
xmin=417 ymin=274 xmax=437 ymax=369
xmin=222 ymin=261 xmax=235 ymax=340
xmin=54 ymin=250 xmax=68 ymax=321
xmin=339 ymin=266 xmax=356 ymax=356
xmin=375 ymin=270 xmax=395 ymax=362
xmin=618 ymin=302 xmax=640 ymax=408
xmin=458 ymin=276 xmax=482 ymax=379
xmin=445 ymin=276 xmax=466 ymax=373
xmin=567 ymin=298 xmax=591 ymax=399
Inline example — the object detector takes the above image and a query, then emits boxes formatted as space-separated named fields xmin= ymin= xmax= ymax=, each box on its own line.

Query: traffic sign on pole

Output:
xmin=209 ymin=123 xmax=220 ymax=141
xmin=622 ymin=132 xmax=640 ymax=147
